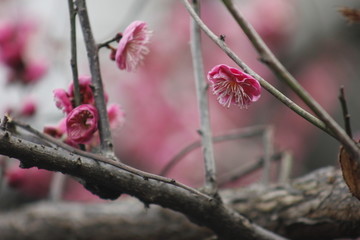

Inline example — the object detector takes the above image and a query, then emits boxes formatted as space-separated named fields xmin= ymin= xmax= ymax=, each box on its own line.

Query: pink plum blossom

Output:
xmin=68 ymin=75 xmax=95 ymax=106
xmin=20 ymin=98 xmax=37 ymax=117
xmin=53 ymin=75 xmax=95 ymax=114
xmin=66 ymin=104 xmax=99 ymax=144
xmin=22 ymin=61 xmax=47 ymax=84
xmin=207 ymin=64 xmax=261 ymax=108
xmin=53 ymin=88 xmax=73 ymax=114
xmin=107 ymin=104 xmax=125 ymax=129
xmin=115 ymin=21 xmax=152 ymax=72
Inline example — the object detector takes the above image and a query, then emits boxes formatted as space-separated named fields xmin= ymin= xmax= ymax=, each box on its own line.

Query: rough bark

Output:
xmin=0 ymin=127 xmax=284 ymax=240
xmin=1 ymin=167 xmax=360 ymax=240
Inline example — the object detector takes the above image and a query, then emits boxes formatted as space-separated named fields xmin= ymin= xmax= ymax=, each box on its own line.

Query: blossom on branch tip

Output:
xmin=115 ymin=21 xmax=152 ymax=72
xmin=66 ymin=104 xmax=99 ymax=144
xmin=207 ymin=64 xmax=261 ymax=108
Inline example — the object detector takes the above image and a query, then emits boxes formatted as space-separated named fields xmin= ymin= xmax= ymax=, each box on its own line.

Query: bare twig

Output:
xmin=339 ymin=86 xmax=352 ymax=138
xmin=68 ymin=0 xmax=81 ymax=107
xmin=262 ymin=126 xmax=273 ymax=186
xmin=160 ymin=126 xmax=267 ymax=177
xmin=220 ymin=0 xmax=360 ymax=161
xmin=277 ymin=151 xmax=293 ymax=184
xmin=75 ymin=0 xmax=116 ymax=159
xmin=190 ymin=0 xmax=217 ymax=194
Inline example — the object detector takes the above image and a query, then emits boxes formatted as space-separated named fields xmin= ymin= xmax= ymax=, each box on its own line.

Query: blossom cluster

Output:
xmin=46 ymin=76 xmax=124 ymax=146
xmin=0 ymin=21 xmax=47 ymax=84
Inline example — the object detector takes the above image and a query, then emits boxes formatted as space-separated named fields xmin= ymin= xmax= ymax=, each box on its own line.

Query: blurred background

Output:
xmin=0 ymin=0 xmax=359 ymax=204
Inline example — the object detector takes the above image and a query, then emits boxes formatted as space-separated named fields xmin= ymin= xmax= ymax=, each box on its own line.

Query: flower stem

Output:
xmin=190 ymin=0 xmax=217 ymax=195
xmin=75 ymin=0 xmax=117 ymax=160
xmin=220 ymin=0 xmax=360 ymax=160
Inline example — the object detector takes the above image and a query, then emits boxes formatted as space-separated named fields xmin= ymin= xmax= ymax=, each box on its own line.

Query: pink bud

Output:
xmin=115 ymin=21 xmax=152 ymax=72
xmin=66 ymin=104 xmax=99 ymax=144
xmin=207 ymin=64 xmax=261 ymax=108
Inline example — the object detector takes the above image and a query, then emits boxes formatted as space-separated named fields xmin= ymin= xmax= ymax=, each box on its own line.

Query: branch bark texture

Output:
xmin=1 ymin=167 xmax=360 ymax=240
xmin=0 ymin=128 xmax=284 ymax=240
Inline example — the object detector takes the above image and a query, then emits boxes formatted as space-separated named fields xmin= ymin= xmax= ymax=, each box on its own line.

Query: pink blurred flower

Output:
xmin=53 ymin=75 xmax=95 ymax=114
xmin=66 ymin=104 xmax=99 ymax=144
xmin=107 ymin=104 xmax=125 ymax=129
xmin=44 ymin=118 xmax=67 ymax=139
xmin=20 ymin=98 xmax=37 ymax=117
xmin=0 ymin=21 xmax=29 ymax=68
xmin=22 ymin=61 xmax=47 ymax=84
xmin=115 ymin=21 xmax=152 ymax=72
xmin=53 ymin=88 xmax=73 ymax=114
xmin=6 ymin=167 xmax=53 ymax=198
xmin=207 ymin=64 xmax=261 ymax=108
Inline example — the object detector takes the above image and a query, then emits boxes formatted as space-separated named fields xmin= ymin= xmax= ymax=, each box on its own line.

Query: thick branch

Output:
xmin=0 ymin=128 xmax=285 ymax=240
xmin=1 ymin=167 xmax=360 ymax=240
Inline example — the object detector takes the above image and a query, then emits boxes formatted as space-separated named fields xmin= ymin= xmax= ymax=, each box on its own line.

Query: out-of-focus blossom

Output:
xmin=107 ymin=103 xmax=125 ymax=129
xmin=44 ymin=118 xmax=67 ymax=139
xmin=6 ymin=167 xmax=53 ymax=198
xmin=20 ymin=98 xmax=37 ymax=117
xmin=0 ymin=21 xmax=29 ymax=67
xmin=207 ymin=64 xmax=261 ymax=108
xmin=115 ymin=21 xmax=152 ymax=72
xmin=53 ymin=88 xmax=73 ymax=114
xmin=0 ymin=20 xmax=46 ymax=84
xmin=66 ymin=104 xmax=99 ymax=144
xmin=22 ymin=61 xmax=47 ymax=84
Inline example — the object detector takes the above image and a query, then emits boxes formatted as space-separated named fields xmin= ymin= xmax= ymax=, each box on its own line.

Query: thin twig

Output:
xmin=97 ymin=34 xmax=122 ymax=49
xmin=220 ymin=0 xmax=360 ymax=161
xmin=181 ymin=0 xmax=330 ymax=138
xmin=10 ymin=119 xmax=212 ymax=201
xmin=190 ymin=0 xmax=217 ymax=194
xmin=262 ymin=126 xmax=273 ymax=186
xmin=68 ymin=0 xmax=81 ymax=107
xmin=75 ymin=0 xmax=116 ymax=159
xmin=339 ymin=86 xmax=352 ymax=138
xmin=160 ymin=126 xmax=267 ymax=176
xmin=277 ymin=151 xmax=293 ymax=184
xmin=218 ymin=152 xmax=283 ymax=187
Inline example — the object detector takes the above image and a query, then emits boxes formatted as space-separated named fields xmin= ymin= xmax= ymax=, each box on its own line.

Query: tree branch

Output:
xmin=0 ymin=126 xmax=285 ymax=240
xmin=1 ymin=167 xmax=359 ymax=240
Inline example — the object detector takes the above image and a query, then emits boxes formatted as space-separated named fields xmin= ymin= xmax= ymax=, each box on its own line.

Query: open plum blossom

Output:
xmin=66 ymin=104 xmax=99 ymax=144
xmin=115 ymin=21 xmax=152 ymax=72
xmin=207 ymin=64 xmax=261 ymax=108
